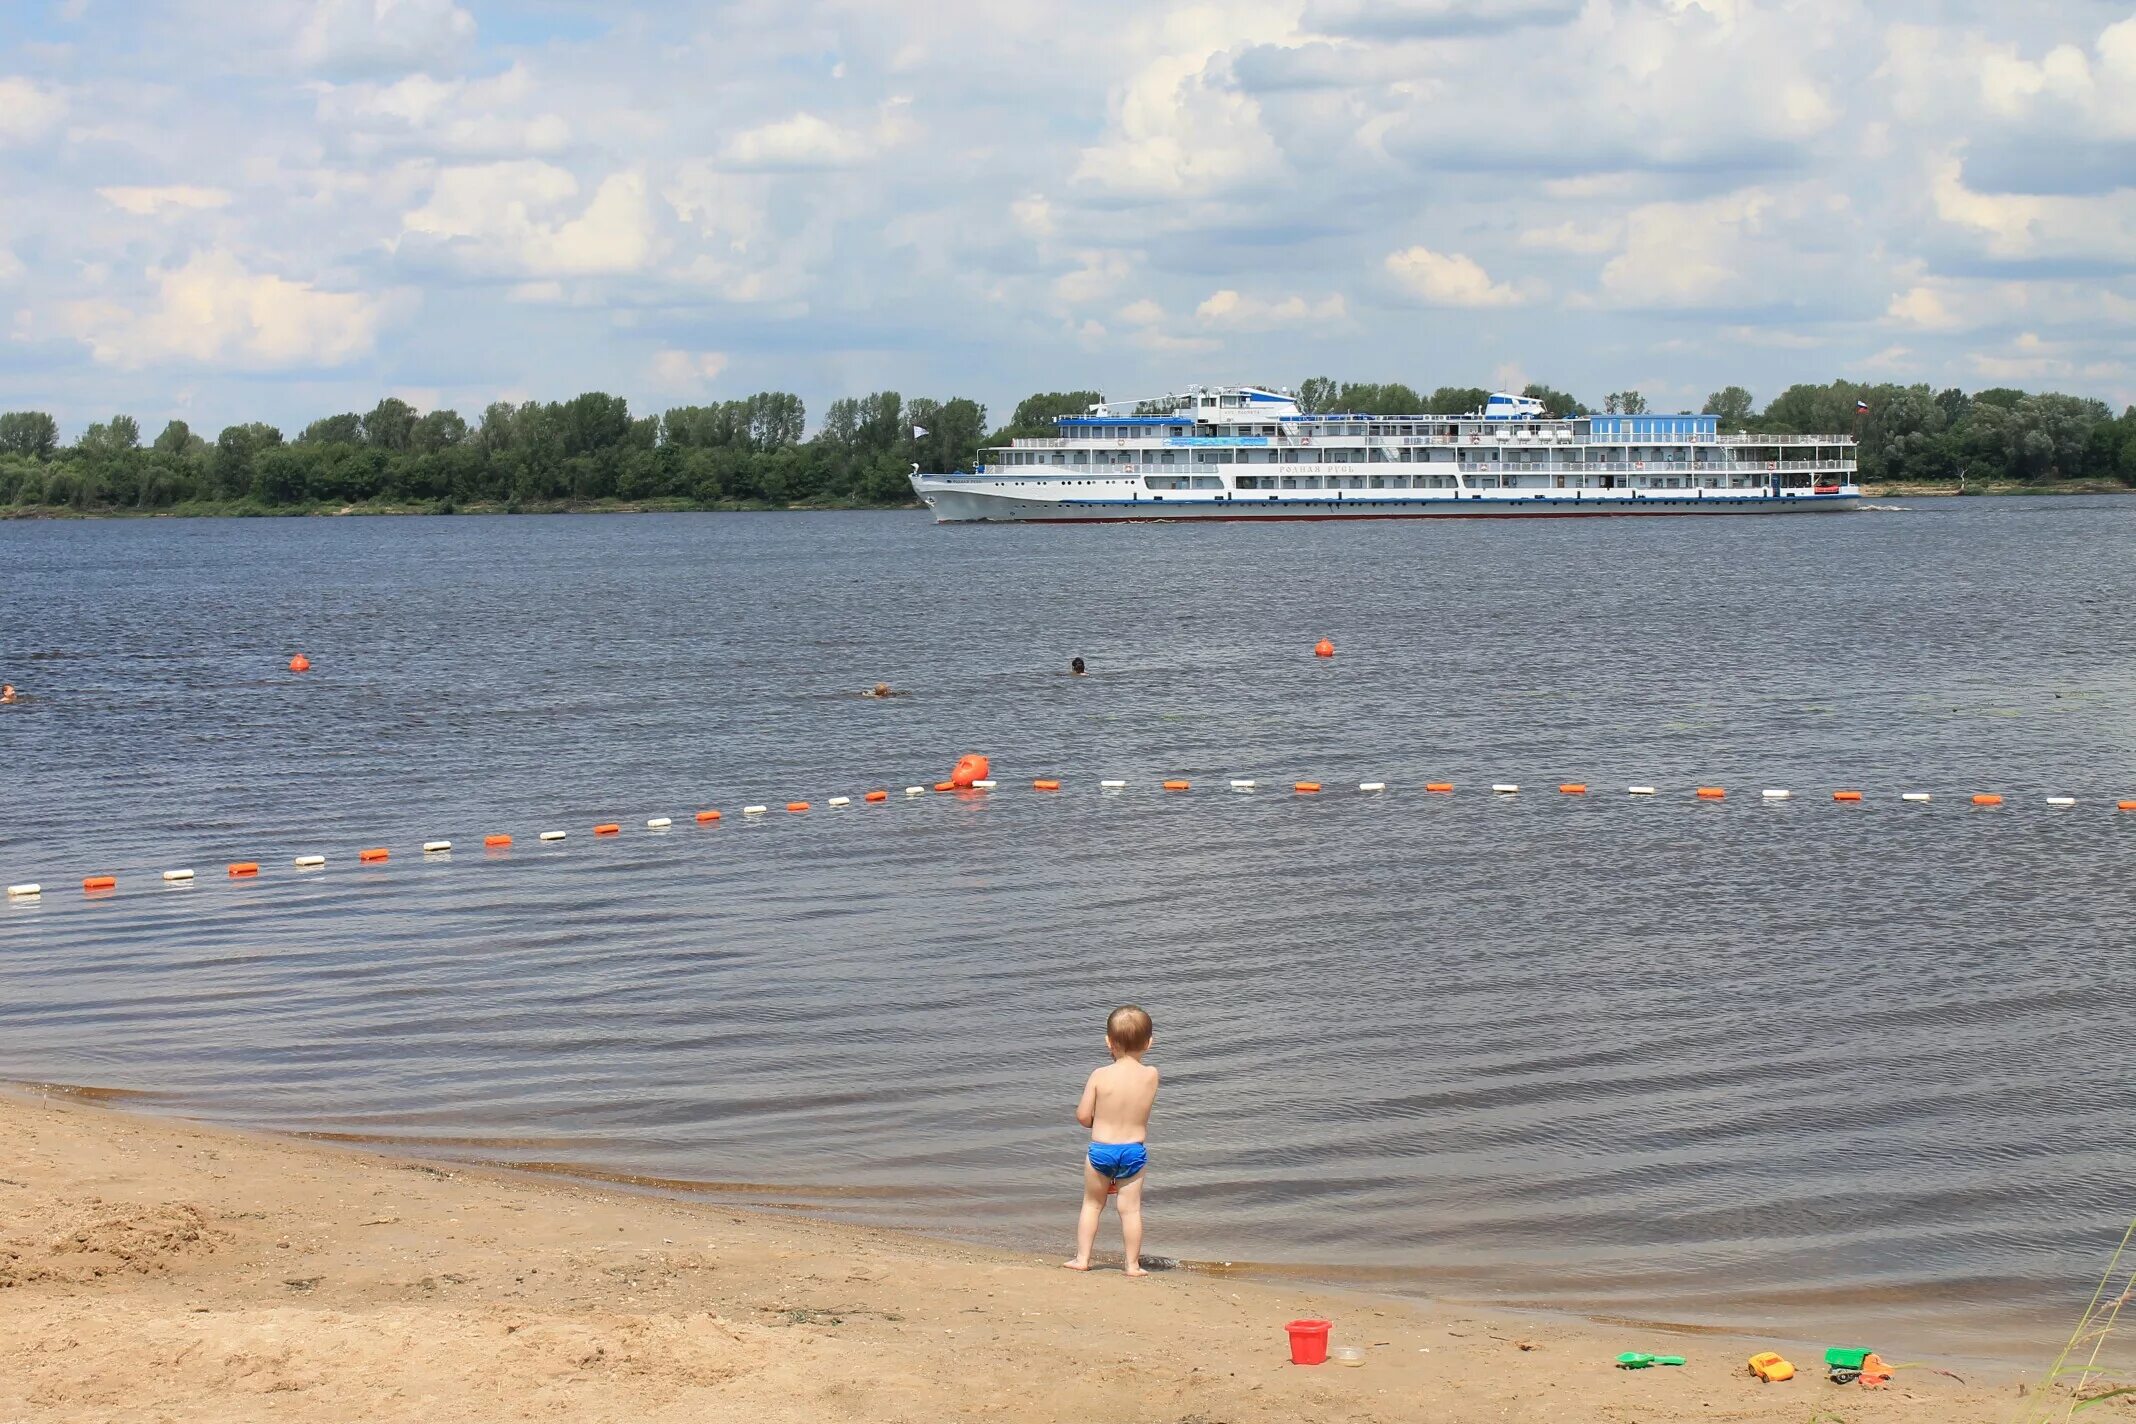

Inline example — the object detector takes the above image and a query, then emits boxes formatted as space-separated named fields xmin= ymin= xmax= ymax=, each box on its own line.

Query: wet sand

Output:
xmin=0 ymin=1090 xmax=2063 ymax=1423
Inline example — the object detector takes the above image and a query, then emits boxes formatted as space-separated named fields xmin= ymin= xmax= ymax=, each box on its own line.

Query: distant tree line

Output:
xmin=2 ymin=376 xmax=2132 ymax=513
xmin=0 ymin=391 xmax=989 ymax=513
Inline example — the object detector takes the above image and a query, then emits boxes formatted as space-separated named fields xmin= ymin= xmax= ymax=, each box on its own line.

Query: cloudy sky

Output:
xmin=2 ymin=0 xmax=2133 ymax=437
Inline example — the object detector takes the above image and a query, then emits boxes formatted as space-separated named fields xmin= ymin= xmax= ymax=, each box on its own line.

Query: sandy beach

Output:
xmin=0 ymin=1089 xmax=2062 ymax=1423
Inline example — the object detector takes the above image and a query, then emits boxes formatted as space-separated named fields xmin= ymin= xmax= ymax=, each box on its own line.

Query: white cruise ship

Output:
xmin=911 ymin=384 xmax=1860 ymax=522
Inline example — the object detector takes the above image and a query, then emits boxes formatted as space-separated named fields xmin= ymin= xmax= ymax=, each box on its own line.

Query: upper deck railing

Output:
xmin=1004 ymin=431 xmax=1852 ymax=450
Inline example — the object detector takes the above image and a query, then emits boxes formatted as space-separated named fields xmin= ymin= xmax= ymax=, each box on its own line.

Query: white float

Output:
xmin=161 ymin=868 xmax=194 ymax=882
xmin=7 ymin=883 xmax=41 ymax=897
xmin=827 ymin=797 xmax=851 ymax=808
xmin=422 ymin=840 xmax=452 ymax=853
xmin=1901 ymin=792 xmax=1933 ymax=803
xmin=1359 ymin=781 xmax=1387 ymax=792
xmin=294 ymin=854 xmax=327 ymax=867
xmin=1628 ymin=786 xmax=1657 ymax=796
xmin=905 ymin=786 xmax=925 ymax=797
xmin=1492 ymin=783 xmax=1519 ymax=794
xmin=743 ymin=805 xmax=769 ymax=815
xmin=538 ymin=831 xmax=566 ymax=843
xmin=972 ymin=779 xmax=997 ymax=790
xmin=646 ymin=817 xmax=673 ymax=828
xmin=2047 ymin=796 xmax=2077 ymax=807
xmin=1762 ymin=789 xmax=1791 ymax=800
xmin=1230 ymin=779 xmax=1256 ymax=791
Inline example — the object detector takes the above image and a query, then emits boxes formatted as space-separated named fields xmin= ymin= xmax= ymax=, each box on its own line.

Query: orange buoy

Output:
xmin=787 ymin=801 xmax=810 ymax=813
xmin=82 ymin=875 xmax=117 ymax=892
xmin=593 ymin=823 xmax=620 ymax=836
xmin=358 ymin=847 xmax=389 ymax=863
xmin=1294 ymin=781 xmax=1321 ymax=793
xmin=483 ymin=834 xmax=512 ymax=848
xmin=695 ymin=809 xmax=722 ymax=823
xmin=227 ymin=862 xmax=260 ymax=877
xmin=1425 ymin=782 xmax=1454 ymax=793
xmin=950 ymin=753 xmax=991 ymax=789
xmin=1833 ymin=790 xmax=1863 ymax=802
xmin=288 ymin=653 xmax=310 ymax=673
xmin=1971 ymin=793 xmax=2003 ymax=806
xmin=1163 ymin=779 xmax=1191 ymax=791
xmin=2119 ymin=799 xmax=2136 ymax=812
xmin=1696 ymin=786 xmax=1726 ymax=799
xmin=864 ymin=790 xmax=888 ymax=803
xmin=1313 ymin=638 xmax=1335 ymax=658
xmin=1033 ymin=778 xmax=1062 ymax=791
xmin=1559 ymin=783 xmax=1587 ymax=795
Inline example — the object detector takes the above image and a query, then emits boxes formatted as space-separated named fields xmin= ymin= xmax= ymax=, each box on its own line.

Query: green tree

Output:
xmin=1424 ymin=386 xmax=1490 ymax=414
xmin=300 ymin=413 xmax=364 ymax=445
xmin=0 ymin=411 xmax=59 ymax=459
xmin=153 ymin=419 xmax=198 ymax=455
xmin=411 ymin=408 xmax=467 ymax=454
xmin=1604 ymin=391 xmax=1649 ymax=415
xmin=1701 ymin=386 xmax=1754 ymax=426
xmin=990 ymin=390 xmax=1103 ymax=440
xmin=363 ymin=397 xmax=418 ymax=452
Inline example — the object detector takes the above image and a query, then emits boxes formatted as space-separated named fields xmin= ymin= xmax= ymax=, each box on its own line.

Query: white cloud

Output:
xmin=1195 ymin=288 xmax=1346 ymax=328
xmin=1970 ymin=331 xmax=2075 ymax=383
xmin=1053 ymin=250 xmax=1137 ymax=306
xmin=295 ymin=0 xmax=476 ymax=76
xmin=58 ymin=250 xmax=388 ymax=370
xmin=0 ymin=247 xmax=23 ymax=284
xmin=1595 ymin=189 xmax=1782 ymax=310
xmin=1011 ymin=194 xmax=1054 ymax=239
xmin=1519 ymin=220 xmax=1621 ymax=255
xmin=722 ymin=102 xmax=910 ymax=170
xmin=98 ymin=185 xmax=233 ymax=216
xmin=315 ymin=65 xmax=571 ymax=155
xmin=649 ymin=349 xmax=729 ymax=391
xmin=1074 ymin=3 xmax=1297 ymax=198
xmin=0 ymin=77 xmax=65 ymax=144
xmin=1886 ymin=283 xmax=1964 ymax=331
xmin=1384 ymin=246 xmax=1522 ymax=307
xmin=400 ymin=163 xmax=659 ymax=276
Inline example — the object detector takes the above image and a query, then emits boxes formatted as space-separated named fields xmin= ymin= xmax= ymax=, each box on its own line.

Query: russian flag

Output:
xmin=1855 ymin=399 xmax=1870 ymax=414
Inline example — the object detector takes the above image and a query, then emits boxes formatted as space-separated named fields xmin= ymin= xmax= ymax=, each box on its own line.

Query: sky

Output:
xmin=1 ymin=0 xmax=2134 ymax=439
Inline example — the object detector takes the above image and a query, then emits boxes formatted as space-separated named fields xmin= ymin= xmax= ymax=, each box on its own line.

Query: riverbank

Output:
xmin=0 ymin=1089 xmax=2047 ymax=1423
xmin=0 ymin=496 xmax=923 ymax=519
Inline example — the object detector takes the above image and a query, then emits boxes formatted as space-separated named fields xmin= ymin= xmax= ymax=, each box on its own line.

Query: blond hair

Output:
xmin=1106 ymin=1004 xmax=1153 ymax=1053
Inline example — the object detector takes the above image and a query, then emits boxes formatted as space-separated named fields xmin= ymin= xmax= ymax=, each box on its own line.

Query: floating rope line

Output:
xmin=8 ymin=777 xmax=2131 ymax=901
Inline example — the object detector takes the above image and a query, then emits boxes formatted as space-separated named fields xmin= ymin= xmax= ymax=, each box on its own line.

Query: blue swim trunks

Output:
xmin=1088 ymin=1141 xmax=1148 ymax=1182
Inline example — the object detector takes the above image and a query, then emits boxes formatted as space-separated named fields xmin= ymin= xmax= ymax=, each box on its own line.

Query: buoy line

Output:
xmin=11 ymin=774 xmax=2129 ymax=901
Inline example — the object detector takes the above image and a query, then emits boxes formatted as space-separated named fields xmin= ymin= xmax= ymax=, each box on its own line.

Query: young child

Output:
xmin=1064 ymin=1004 xmax=1160 ymax=1275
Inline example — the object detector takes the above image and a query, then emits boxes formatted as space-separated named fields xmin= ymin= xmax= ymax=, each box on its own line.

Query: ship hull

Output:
xmin=913 ymin=482 xmax=1863 ymax=523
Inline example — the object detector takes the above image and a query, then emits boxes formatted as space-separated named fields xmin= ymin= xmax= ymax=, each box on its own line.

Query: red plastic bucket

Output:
xmin=1285 ymin=1319 xmax=1332 ymax=1365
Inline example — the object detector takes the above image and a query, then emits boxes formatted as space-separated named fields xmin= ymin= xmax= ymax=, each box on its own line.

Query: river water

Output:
xmin=3 ymin=502 xmax=2133 ymax=1360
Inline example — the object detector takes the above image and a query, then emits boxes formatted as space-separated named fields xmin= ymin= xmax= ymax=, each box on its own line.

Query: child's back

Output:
xmin=1065 ymin=1004 xmax=1160 ymax=1275
xmin=1086 ymin=1056 xmax=1159 ymax=1143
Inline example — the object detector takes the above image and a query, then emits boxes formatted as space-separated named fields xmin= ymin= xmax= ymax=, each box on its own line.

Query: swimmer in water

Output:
xmin=0 ymin=683 xmax=15 ymax=704
xmin=863 ymin=682 xmax=904 ymax=699
xmin=1070 ymin=657 xmax=1085 ymax=676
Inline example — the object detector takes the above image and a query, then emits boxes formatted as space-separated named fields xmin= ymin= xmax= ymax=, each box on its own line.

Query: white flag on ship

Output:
xmin=911 ymin=424 xmax=930 ymax=438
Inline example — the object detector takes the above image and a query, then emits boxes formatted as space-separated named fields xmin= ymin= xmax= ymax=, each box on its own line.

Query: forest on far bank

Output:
xmin=1 ymin=376 xmax=2130 ymax=515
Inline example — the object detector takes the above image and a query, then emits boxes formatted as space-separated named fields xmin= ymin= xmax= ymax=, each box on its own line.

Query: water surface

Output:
xmin=3 ymin=502 xmax=2134 ymax=1360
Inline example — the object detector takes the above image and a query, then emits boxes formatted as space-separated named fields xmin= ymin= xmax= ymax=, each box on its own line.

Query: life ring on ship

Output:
xmin=1633 ymin=461 xmax=1644 ymax=470
xmin=1766 ymin=461 xmax=1777 ymax=471
xmin=1123 ymin=465 xmax=1134 ymax=473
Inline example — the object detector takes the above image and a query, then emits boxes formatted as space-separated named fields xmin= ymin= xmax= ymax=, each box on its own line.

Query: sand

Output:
xmin=0 ymin=1089 xmax=2067 ymax=1423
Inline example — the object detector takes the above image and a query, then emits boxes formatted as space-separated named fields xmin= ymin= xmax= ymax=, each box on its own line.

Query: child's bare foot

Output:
xmin=1124 ymin=1262 xmax=1148 ymax=1277
xmin=1062 ymin=1258 xmax=1090 ymax=1271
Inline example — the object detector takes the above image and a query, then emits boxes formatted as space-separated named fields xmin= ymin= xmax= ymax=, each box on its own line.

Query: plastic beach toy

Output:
xmin=1331 ymin=1345 xmax=1365 ymax=1367
xmin=1616 ymin=1352 xmax=1687 ymax=1369
xmin=1748 ymin=1351 xmax=1795 ymax=1382
xmin=1825 ymin=1346 xmax=1889 ymax=1385
xmin=1285 ymin=1320 xmax=1331 ymax=1365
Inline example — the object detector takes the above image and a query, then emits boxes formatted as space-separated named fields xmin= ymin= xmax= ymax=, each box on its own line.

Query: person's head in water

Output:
xmin=0 ymin=683 xmax=14 ymax=703
xmin=872 ymin=682 xmax=891 ymax=698
xmin=1070 ymin=657 xmax=1085 ymax=676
